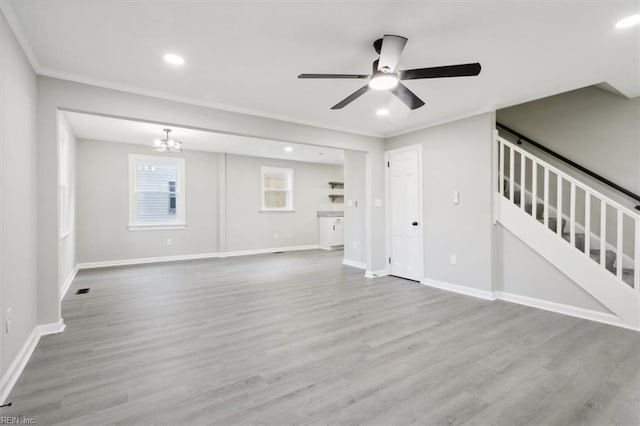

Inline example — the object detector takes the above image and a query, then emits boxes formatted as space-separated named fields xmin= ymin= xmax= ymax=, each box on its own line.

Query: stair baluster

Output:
xmin=496 ymin=136 xmax=639 ymax=291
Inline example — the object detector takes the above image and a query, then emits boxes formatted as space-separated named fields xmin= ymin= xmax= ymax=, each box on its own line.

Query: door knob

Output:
xmin=412 ymin=221 xmax=419 ymax=226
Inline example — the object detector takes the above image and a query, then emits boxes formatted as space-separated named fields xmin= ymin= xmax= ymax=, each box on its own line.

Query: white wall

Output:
xmin=385 ymin=113 xmax=496 ymax=292
xmin=58 ymin=113 xmax=76 ymax=296
xmin=0 ymin=8 xmax=38 ymax=388
xmin=343 ymin=150 xmax=366 ymax=266
xmin=225 ymin=154 xmax=343 ymax=251
xmin=36 ymin=77 xmax=385 ymax=327
xmin=76 ymin=139 xmax=219 ymax=263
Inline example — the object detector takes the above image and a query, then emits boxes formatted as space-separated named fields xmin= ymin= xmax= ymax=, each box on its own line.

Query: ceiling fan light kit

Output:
xmin=298 ymin=34 xmax=481 ymax=110
xmin=369 ymin=74 xmax=398 ymax=90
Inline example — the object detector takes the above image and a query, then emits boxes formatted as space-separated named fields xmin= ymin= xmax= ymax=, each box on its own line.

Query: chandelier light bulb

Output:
xmin=152 ymin=129 xmax=183 ymax=153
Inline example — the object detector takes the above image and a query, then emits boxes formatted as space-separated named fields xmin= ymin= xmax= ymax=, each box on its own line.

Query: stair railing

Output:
xmin=497 ymin=122 xmax=640 ymax=211
xmin=497 ymin=136 xmax=639 ymax=291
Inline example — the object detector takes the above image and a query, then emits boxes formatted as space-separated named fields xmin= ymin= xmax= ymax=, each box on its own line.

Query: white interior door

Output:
xmin=387 ymin=146 xmax=423 ymax=281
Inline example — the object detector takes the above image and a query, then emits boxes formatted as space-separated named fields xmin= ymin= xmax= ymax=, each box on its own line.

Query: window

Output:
xmin=58 ymin=123 xmax=71 ymax=238
xmin=261 ymin=167 xmax=294 ymax=211
xmin=129 ymin=155 xmax=185 ymax=230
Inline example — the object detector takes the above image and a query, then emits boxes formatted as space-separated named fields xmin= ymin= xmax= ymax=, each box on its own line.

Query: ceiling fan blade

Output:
xmin=399 ymin=63 xmax=481 ymax=80
xmin=298 ymin=73 xmax=369 ymax=79
xmin=378 ymin=35 xmax=408 ymax=72
xmin=331 ymin=85 xmax=370 ymax=109
xmin=391 ymin=83 xmax=425 ymax=110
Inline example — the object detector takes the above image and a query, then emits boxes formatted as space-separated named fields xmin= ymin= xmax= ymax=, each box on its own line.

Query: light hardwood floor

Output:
xmin=2 ymin=250 xmax=639 ymax=425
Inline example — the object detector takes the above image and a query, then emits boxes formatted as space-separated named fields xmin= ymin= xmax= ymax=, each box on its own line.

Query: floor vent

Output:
xmin=76 ymin=288 xmax=90 ymax=294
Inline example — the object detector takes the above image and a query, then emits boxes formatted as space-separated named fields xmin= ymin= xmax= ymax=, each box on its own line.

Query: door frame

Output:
xmin=385 ymin=144 xmax=424 ymax=281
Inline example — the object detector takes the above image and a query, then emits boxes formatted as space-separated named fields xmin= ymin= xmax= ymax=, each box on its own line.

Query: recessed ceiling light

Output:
xmin=616 ymin=14 xmax=640 ymax=28
xmin=163 ymin=53 xmax=185 ymax=65
xmin=284 ymin=146 xmax=293 ymax=152
xmin=376 ymin=108 xmax=390 ymax=117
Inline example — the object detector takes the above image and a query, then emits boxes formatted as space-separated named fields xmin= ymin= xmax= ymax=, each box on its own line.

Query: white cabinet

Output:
xmin=318 ymin=217 xmax=344 ymax=250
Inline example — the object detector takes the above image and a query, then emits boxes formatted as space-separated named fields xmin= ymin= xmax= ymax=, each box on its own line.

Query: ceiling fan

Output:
xmin=298 ymin=35 xmax=482 ymax=110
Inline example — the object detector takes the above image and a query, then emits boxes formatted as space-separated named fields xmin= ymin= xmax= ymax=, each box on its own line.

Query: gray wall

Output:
xmin=495 ymin=225 xmax=609 ymax=313
xmin=343 ymin=150 xmax=367 ymax=265
xmin=386 ymin=110 xmax=618 ymax=314
xmin=385 ymin=113 xmax=496 ymax=292
xmin=0 ymin=9 xmax=38 ymax=383
xmin=225 ymin=154 xmax=343 ymax=251
xmin=76 ymin=140 xmax=343 ymax=261
xmin=76 ymin=139 xmax=220 ymax=263
xmin=498 ymin=86 xmax=639 ymax=261
xmin=498 ymin=86 xmax=640 ymax=196
xmin=58 ymin=113 xmax=76 ymax=291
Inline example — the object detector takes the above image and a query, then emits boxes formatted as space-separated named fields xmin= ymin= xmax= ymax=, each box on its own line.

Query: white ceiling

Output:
xmin=63 ymin=111 xmax=344 ymax=165
xmin=5 ymin=1 xmax=640 ymax=138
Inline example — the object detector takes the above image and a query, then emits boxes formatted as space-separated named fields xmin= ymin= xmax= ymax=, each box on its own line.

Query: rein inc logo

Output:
xmin=0 ymin=417 xmax=35 ymax=424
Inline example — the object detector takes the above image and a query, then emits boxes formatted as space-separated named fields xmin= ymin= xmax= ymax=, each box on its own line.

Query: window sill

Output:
xmin=127 ymin=224 xmax=187 ymax=231
xmin=259 ymin=209 xmax=296 ymax=213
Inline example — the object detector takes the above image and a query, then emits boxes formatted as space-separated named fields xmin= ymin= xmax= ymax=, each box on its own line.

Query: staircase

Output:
xmin=495 ymin=135 xmax=640 ymax=329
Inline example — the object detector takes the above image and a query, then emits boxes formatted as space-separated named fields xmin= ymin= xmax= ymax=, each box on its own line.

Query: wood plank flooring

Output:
xmin=2 ymin=249 xmax=639 ymax=425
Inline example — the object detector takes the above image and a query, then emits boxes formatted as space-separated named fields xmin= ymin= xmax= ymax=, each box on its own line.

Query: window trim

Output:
xmin=128 ymin=154 xmax=186 ymax=231
xmin=260 ymin=166 xmax=294 ymax=212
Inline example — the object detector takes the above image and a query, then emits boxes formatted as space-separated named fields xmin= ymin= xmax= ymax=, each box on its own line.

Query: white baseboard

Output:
xmin=420 ymin=278 xmax=496 ymax=301
xmin=417 ymin=276 xmax=637 ymax=331
xmin=219 ymin=245 xmax=319 ymax=258
xmin=39 ymin=319 xmax=66 ymax=335
xmin=365 ymin=269 xmax=388 ymax=278
xmin=60 ymin=266 xmax=79 ymax=301
xmin=76 ymin=245 xmax=322 ymax=270
xmin=343 ymin=259 xmax=366 ymax=270
xmin=494 ymin=291 xmax=638 ymax=332
xmin=76 ymin=252 xmax=221 ymax=269
xmin=0 ymin=328 xmax=38 ymax=405
xmin=0 ymin=319 xmax=66 ymax=404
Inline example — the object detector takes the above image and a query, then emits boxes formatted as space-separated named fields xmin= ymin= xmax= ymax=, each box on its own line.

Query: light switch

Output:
xmin=347 ymin=200 xmax=354 ymax=207
xmin=453 ymin=191 xmax=460 ymax=205
xmin=374 ymin=198 xmax=383 ymax=207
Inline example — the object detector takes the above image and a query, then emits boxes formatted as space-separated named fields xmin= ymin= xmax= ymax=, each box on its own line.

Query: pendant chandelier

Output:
xmin=152 ymin=128 xmax=183 ymax=153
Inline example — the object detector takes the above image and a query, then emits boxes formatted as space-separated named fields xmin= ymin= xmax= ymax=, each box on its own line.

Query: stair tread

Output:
xmin=562 ymin=232 xmax=585 ymax=237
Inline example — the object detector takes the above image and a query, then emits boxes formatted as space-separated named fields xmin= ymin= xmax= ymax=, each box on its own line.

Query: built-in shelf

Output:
xmin=328 ymin=194 xmax=344 ymax=202
xmin=328 ymin=181 xmax=344 ymax=189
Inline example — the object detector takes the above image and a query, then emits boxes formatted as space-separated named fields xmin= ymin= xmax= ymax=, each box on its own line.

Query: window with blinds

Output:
xmin=261 ymin=167 xmax=294 ymax=211
xmin=129 ymin=155 xmax=185 ymax=230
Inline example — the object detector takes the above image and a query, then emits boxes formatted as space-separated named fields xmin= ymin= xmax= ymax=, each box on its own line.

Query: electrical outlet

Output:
xmin=450 ymin=255 xmax=457 ymax=265
xmin=167 ymin=238 xmax=173 ymax=245
xmin=274 ymin=234 xmax=279 ymax=240
xmin=453 ymin=191 xmax=460 ymax=205
xmin=6 ymin=307 xmax=12 ymax=334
